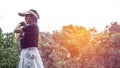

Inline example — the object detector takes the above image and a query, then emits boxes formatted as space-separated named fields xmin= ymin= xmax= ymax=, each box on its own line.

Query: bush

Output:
xmin=0 ymin=28 xmax=20 ymax=68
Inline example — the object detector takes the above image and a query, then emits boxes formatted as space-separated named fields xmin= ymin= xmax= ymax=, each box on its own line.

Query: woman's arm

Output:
xmin=14 ymin=24 xmax=23 ymax=33
xmin=14 ymin=22 xmax=26 ymax=33
xmin=16 ymin=33 xmax=23 ymax=41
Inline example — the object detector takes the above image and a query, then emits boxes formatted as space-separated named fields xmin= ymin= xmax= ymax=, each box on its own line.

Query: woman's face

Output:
xmin=25 ymin=14 xmax=32 ymax=24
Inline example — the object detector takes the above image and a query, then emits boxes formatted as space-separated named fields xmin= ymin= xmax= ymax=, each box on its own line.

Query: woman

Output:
xmin=14 ymin=9 xmax=44 ymax=68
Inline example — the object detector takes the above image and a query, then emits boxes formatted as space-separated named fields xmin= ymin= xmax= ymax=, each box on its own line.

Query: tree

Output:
xmin=52 ymin=24 xmax=90 ymax=57
xmin=0 ymin=28 xmax=20 ymax=68
xmin=105 ymin=22 xmax=120 ymax=68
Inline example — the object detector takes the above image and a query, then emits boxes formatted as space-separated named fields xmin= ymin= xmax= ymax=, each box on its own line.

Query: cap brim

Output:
xmin=18 ymin=12 xmax=30 ymax=17
xmin=18 ymin=10 xmax=39 ymax=19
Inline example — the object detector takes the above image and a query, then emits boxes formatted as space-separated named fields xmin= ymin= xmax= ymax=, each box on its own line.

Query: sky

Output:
xmin=0 ymin=0 xmax=120 ymax=33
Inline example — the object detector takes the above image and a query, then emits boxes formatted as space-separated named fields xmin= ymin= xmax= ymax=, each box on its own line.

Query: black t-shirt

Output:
xmin=20 ymin=23 xmax=39 ymax=49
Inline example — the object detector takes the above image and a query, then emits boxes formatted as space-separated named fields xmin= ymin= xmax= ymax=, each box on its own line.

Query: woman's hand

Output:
xmin=14 ymin=23 xmax=23 ymax=33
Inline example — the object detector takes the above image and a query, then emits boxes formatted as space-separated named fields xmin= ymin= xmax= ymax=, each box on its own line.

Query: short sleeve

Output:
xmin=22 ymin=24 xmax=38 ymax=33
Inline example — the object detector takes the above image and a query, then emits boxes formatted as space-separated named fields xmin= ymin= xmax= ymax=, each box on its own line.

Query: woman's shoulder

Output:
xmin=28 ymin=23 xmax=38 ymax=27
xmin=30 ymin=23 xmax=39 ymax=29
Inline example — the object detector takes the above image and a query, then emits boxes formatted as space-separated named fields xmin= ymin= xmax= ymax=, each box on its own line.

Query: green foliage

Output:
xmin=1 ymin=22 xmax=120 ymax=68
xmin=0 ymin=28 xmax=20 ymax=68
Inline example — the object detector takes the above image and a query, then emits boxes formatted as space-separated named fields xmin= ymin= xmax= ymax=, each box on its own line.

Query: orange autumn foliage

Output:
xmin=52 ymin=24 xmax=90 ymax=57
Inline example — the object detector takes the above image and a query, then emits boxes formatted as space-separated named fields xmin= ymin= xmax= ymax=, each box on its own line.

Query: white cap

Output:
xmin=18 ymin=9 xmax=39 ymax=19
